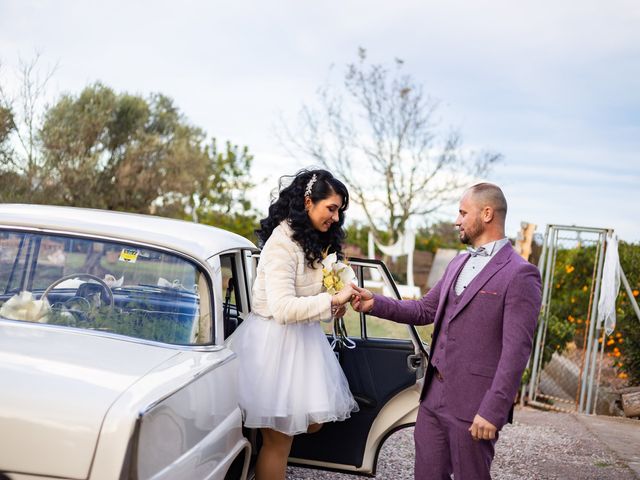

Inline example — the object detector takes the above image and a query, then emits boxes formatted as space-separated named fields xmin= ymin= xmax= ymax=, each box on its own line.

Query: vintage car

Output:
xmin=0 ymin=204 xmax=429 ymax=480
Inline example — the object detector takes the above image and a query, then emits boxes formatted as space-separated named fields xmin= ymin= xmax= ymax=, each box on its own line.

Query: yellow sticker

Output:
xmin=118 ymin=248 xmax=139 ymax=263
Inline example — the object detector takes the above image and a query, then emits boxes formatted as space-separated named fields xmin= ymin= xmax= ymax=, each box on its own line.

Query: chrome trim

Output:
xmin=0 ymin=224 xmax=213 ymax=272
xmin=0 ymin=317 xmax=225 ymax=353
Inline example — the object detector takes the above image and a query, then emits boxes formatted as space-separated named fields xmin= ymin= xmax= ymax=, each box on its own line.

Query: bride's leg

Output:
xmin=256 ymin=428 xmax=294 ymax=480
xmin=306 ymin=423 xmax=323 ymax=434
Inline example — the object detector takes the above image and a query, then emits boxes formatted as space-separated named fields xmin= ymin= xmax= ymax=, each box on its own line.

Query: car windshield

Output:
xmin=0 ymin=230 xmax=212 ymax=345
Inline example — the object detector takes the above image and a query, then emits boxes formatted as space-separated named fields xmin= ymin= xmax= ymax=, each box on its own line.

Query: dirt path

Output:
xmin=287 ymin=407 xmax=640 ymax=479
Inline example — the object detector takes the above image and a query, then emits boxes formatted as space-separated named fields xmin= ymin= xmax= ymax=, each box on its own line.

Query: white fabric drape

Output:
xmin=597 ymin=235 xmax=621 ymax=336
xmin=373 ymin=230 xmax=416 ymax=257
xmin=368 ymin=230 xmax=416 ymax=288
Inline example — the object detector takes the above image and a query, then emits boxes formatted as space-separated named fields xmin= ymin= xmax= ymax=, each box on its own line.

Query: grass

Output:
xmin=321 ymin=303 xmax=434 ymax=344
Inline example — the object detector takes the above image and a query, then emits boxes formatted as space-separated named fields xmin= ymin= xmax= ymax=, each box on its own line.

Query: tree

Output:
xmin=0 ymin=103 xmax=13 ymax=160
xmin=0 ymin=103 xmax=23 ymax=201
xmin=281 ymin=48 xmax=501 ymax=242
xmin=39 ymin=84 xmax=211 ymax=214
xmin=0 ymin=55 xmax=56 ymax=203
xmin=415 ymin=220 xmax=461 ymax=253
xmin=190 ymin=140 xmax=259 ymax=240
xmin=0 ymin=58 xmax=258 ymax=232
xmin=192 ymin=140 xmax=255 ymax=218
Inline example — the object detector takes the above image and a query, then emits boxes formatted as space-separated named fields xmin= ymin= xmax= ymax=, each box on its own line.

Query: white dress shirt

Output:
xmin=454 ymin=238 xmax=511 ymax=295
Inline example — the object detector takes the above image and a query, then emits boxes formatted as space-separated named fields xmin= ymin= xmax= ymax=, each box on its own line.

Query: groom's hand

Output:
xmin=351 ymin=284 xmax=374 ymax=313
xmin=469 ymin=414 xmax=497 ymax=441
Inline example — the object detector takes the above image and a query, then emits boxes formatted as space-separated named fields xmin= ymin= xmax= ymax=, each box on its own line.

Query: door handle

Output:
xmin=407 ymin=353 xmax=423 ymax=371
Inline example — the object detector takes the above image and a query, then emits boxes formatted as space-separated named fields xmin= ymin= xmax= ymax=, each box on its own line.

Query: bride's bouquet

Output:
xmin=321 ymin=249 xmax=356 ymax=294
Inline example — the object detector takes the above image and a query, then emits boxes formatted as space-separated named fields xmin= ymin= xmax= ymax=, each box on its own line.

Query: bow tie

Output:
xmin=467 ymin=246 xmax=489 ymax=257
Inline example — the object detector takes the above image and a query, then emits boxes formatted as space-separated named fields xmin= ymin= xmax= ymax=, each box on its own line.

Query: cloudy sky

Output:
xmin=1 ymin=0 xmax=639 ymax=241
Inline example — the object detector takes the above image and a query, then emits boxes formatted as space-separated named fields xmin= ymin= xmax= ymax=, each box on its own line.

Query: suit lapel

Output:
xmin=450 ymin=244 xmax=514 ymax=320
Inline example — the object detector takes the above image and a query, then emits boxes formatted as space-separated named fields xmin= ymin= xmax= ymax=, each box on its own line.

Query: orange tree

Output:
xmin=549 ymin=242 xmax=639 ymax=383
xmin=616 ymin=242 xmax=640 ymax=383
xmin=546 ymin=245 xmax=594 ymax=365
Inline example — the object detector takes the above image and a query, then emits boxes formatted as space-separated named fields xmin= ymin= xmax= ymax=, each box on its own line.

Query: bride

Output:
xmin=230 ymin=169 xmax=358 ymax=480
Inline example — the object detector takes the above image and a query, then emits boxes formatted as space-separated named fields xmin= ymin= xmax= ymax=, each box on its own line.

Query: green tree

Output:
xmin=0 ymin=104 xmax=13 ymax=160
xmin=617 ymin=242 xmax=640 ymax=383
xmin=1 ymin=58 xmax=259 ymax=235
xmin=39 ymin=84 xmax=211 ymax=214
xmin=0 ymin=56 xmax=56 ymax=203
xmin=415 ymin=221 xmax=461 ymax=253
xmin=544 ymin=241 xmax=640 ymax=383
xmin=193 ymin=141 xmax=255 ymax=218
xmin=187 ymin=140 xmax=259 ymax=241
xmin=0 ymin=104 xmax=26 ymax=201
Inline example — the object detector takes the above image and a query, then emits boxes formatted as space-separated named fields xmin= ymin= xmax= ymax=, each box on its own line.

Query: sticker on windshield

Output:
xmin=119 ymin=248 xmax=139 ymax=263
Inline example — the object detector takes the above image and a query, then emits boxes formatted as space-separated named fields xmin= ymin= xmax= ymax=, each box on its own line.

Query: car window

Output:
xmin=320 ymin=263 xmax=432 ymax=341
xmin=0 ymin=230 xmax=213 ymax=345
xmin=361 ymin=264 xmax=433 ymax=341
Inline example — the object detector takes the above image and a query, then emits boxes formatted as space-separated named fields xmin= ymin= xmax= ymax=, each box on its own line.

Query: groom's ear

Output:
xmin=481 ymin=206 xmax=495 ymax=223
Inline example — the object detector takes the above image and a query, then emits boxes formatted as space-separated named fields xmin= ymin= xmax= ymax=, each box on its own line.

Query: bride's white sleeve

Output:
xmin=261 ymin=236 xmax=332 ymax=324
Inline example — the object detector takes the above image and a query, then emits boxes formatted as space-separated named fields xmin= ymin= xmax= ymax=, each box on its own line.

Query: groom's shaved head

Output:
xmin=468 ymin=183 xmax=507 ymax=223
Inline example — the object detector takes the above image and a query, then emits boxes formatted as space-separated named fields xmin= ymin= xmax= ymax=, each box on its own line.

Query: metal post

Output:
xmin=521 ymin=225 xmax=552 ymax=405
xmin=536 ymin=228 xmax=561 ymax=400
xmin=528 ymin=225 xmax=556 ymax=403
xmin=593 ymin=327 xmax=607 ymax=415
xmin=581 ymin=231 xmax=607 ymax=413
xmin=620 ymin=268 xmax=640 ymax=322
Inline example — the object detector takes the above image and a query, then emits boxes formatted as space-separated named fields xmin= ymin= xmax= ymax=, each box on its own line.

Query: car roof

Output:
xmin=0 ymin=204 xmax=256 ymax=260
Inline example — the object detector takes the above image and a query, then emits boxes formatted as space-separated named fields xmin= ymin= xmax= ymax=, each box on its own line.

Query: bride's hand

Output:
xmin=332 ymin=283 xmax=356 ymax=307
xmin=331 ymin=304 xmax=347 ymax=318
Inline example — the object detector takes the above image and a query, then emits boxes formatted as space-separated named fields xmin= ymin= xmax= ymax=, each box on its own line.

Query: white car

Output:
xmin=0 ymin=204 xmax=429 ymax=480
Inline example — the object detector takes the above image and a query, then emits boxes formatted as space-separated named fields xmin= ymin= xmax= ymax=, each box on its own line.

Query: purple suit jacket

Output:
xmin=371 ymin=244 xmax=542 ymax=429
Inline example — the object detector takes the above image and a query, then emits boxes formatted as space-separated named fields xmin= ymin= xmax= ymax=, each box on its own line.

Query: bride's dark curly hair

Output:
xmin=256 ymin=169 xmax=349 ymax=267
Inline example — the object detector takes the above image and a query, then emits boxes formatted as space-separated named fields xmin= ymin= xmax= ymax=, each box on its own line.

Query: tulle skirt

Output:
xmin=228 ymin=312 xmax=359 ymax=435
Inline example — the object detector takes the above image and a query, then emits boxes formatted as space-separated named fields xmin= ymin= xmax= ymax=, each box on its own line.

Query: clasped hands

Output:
xmin=331 ymin=284 xmax=375 ymax=318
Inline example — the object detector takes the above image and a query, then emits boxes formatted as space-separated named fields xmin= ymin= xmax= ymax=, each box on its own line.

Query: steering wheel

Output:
xmin=42 ymin=273 xmax=115 ymax=311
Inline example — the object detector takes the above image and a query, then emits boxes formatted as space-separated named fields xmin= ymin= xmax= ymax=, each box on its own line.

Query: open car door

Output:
xmin=287 ymin=258 xmax=430 ymax=476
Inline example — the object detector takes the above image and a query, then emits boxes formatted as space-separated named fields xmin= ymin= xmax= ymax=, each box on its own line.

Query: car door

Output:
xmin=225 ymin=252 xmax=430 ymax=475
xmin=236 ymin=253 xmax=430 ymax=476
xmin=286 ymin=257 xmax=430 ymax=475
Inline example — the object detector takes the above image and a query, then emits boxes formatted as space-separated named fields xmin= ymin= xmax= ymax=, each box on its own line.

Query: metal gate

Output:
xmin=524 ymin=225 xmax=611 ymax=414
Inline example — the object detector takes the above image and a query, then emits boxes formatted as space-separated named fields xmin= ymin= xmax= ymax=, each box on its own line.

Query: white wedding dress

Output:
xmin=229 ymin=313 xmax=358 ymax=435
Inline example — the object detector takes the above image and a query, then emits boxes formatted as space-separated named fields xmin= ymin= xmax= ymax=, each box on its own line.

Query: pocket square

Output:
xmin=479 ymin=290 xmax=498 ymax=296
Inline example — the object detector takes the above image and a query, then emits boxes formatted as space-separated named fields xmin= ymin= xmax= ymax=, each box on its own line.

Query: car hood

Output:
xmin=0 ymin=321 xmax=179 ymax=479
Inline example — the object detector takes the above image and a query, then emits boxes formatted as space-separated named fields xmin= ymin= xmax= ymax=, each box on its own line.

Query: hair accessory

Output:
xmin=304 ymin=174 xmax=317 ymax=197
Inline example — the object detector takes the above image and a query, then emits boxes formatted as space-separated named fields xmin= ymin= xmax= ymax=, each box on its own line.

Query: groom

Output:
xmin=352 ymin=183 xmax=542 ymax=480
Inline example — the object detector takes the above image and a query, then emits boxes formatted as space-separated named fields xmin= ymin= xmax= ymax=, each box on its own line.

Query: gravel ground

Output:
xmin=287 ymin=407 xmax=639 ymax=479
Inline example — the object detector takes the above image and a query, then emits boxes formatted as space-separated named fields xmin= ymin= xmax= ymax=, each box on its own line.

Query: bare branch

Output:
xmin=277 ymin=50 xmax=501 ymax=240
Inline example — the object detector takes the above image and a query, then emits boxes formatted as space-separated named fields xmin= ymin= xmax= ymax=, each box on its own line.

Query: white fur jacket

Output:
xmin=251 ymin=221 xmax=332 ymax=324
